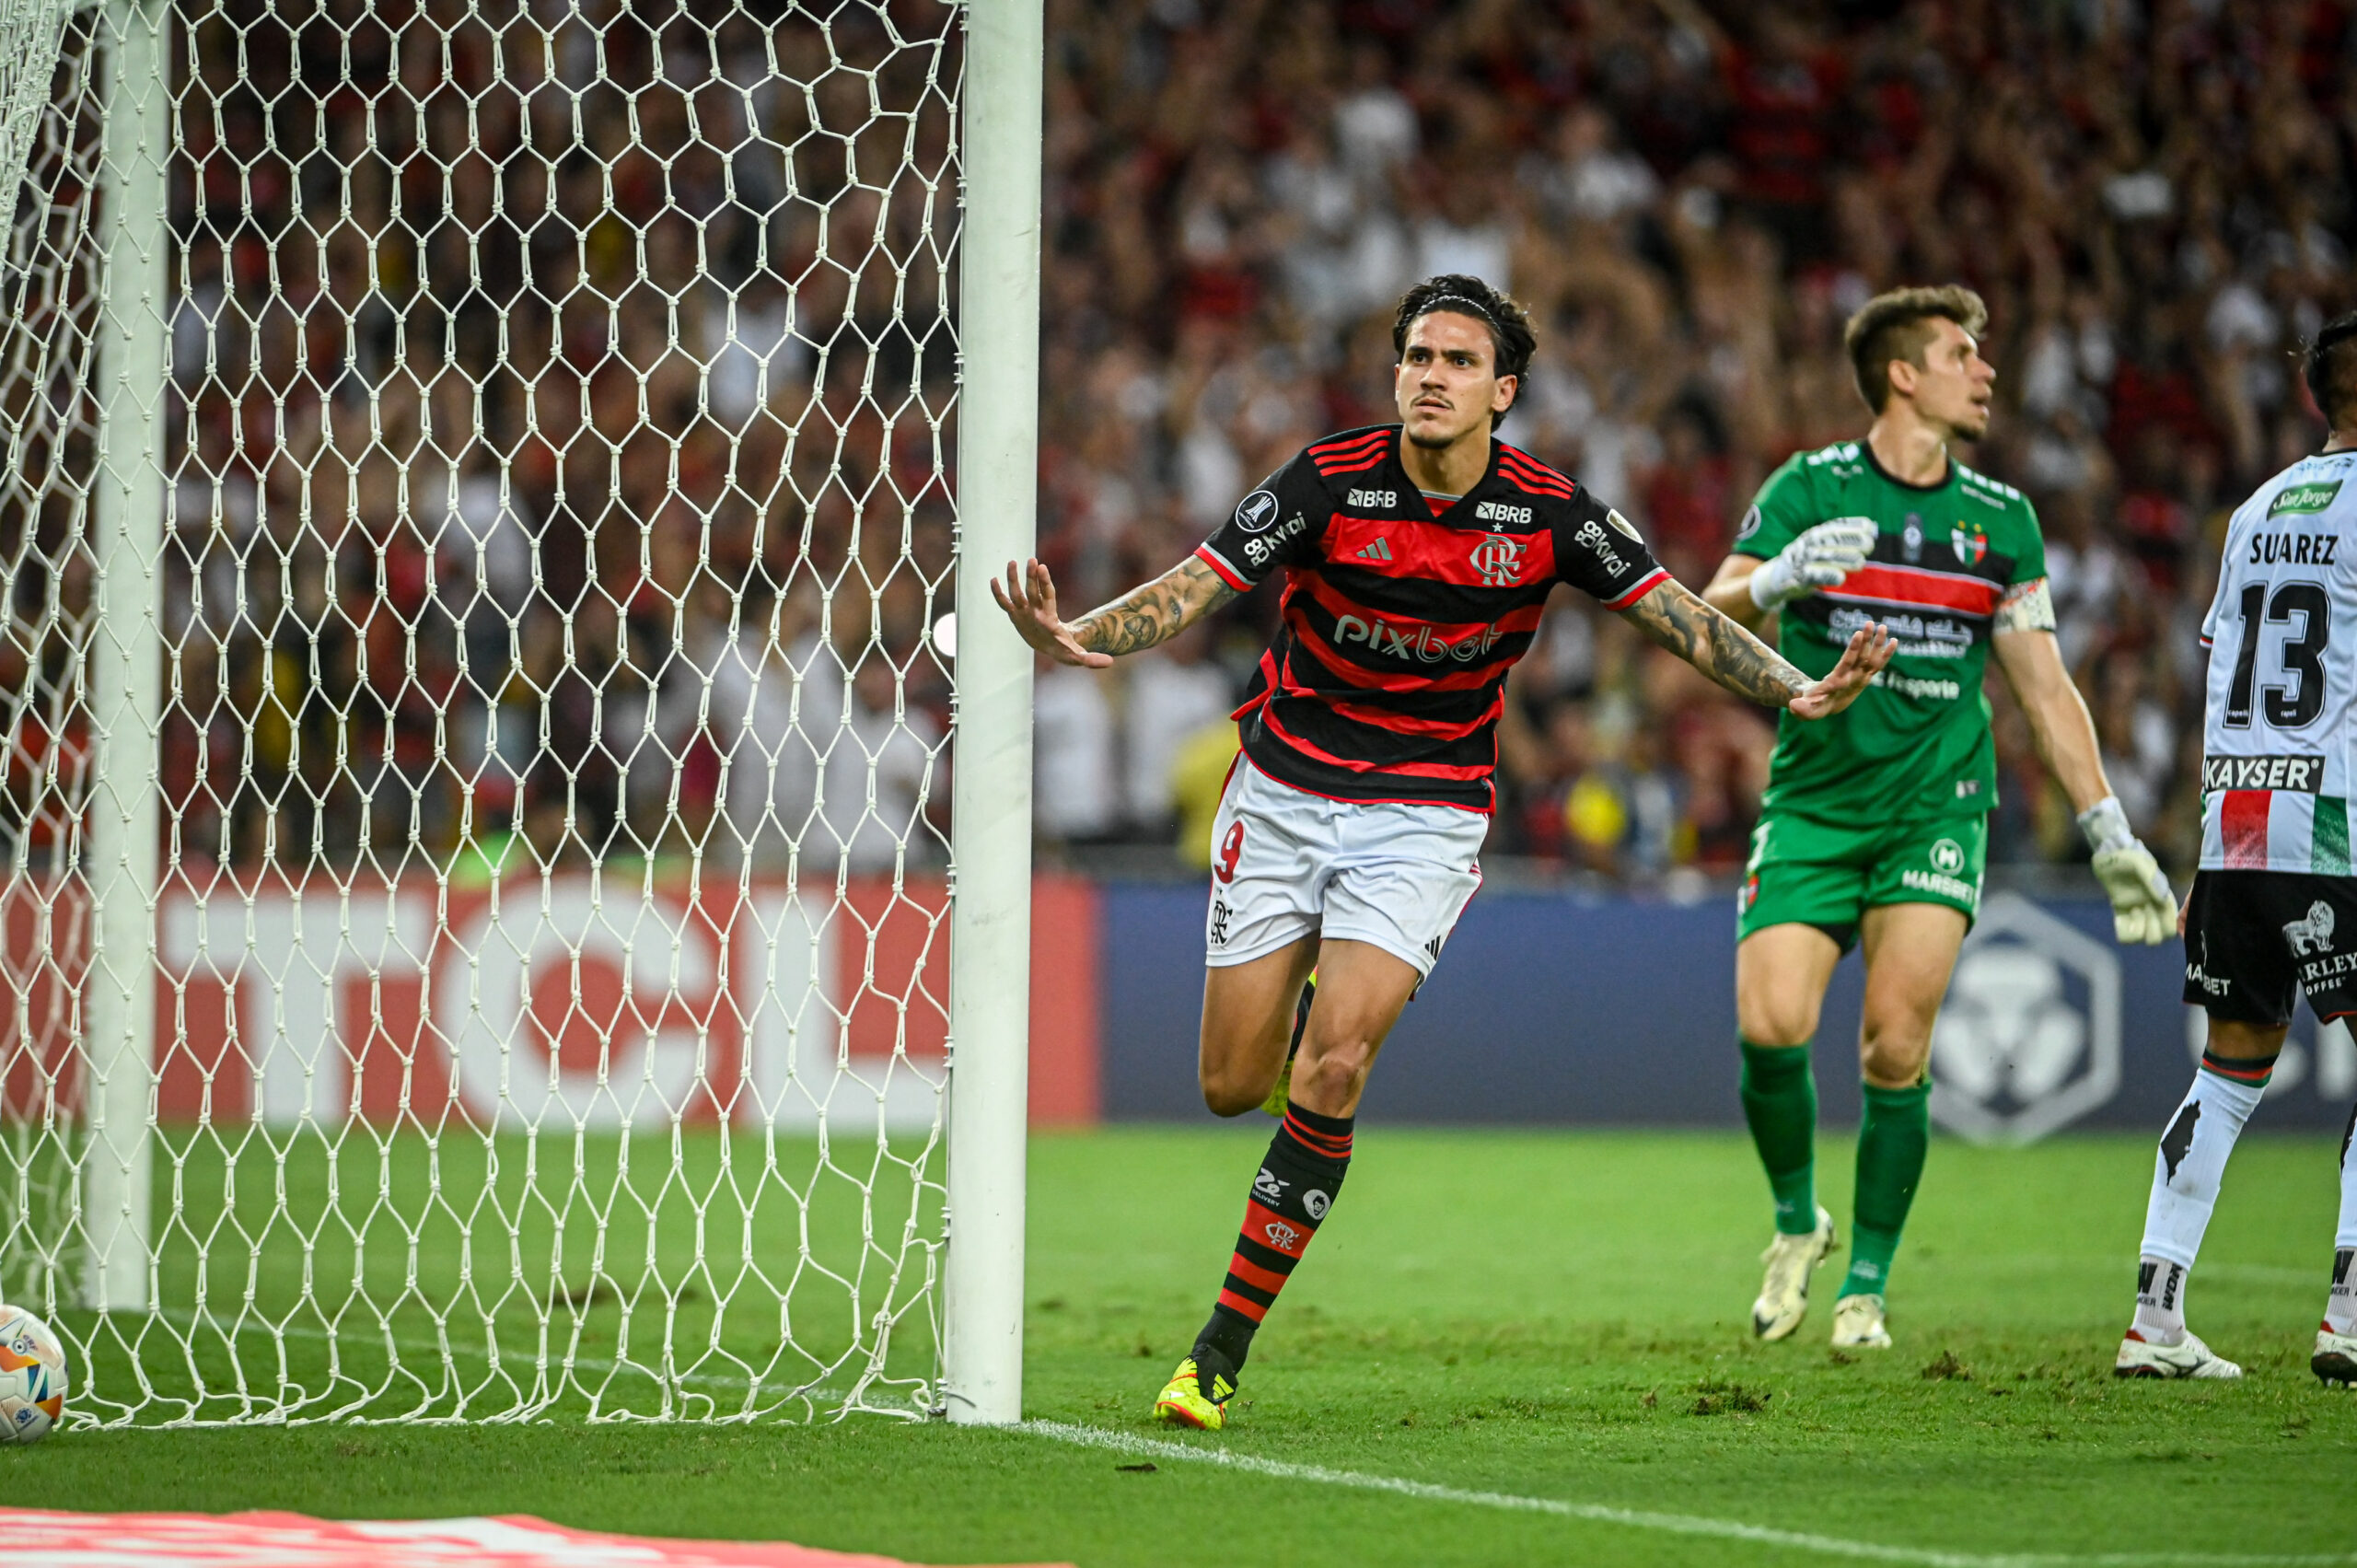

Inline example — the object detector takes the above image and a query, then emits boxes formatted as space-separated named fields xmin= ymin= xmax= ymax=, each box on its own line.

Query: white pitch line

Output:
xmin=1016 ymin=1421 xmax=2356 ymax=1568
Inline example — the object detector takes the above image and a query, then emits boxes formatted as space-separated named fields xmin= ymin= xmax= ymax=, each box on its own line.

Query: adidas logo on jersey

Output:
xmin=1355 ymin=538 xmax=1393 ymax=562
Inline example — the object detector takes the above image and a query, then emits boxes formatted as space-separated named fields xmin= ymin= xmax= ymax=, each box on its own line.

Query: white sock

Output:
xmin=2133 ymin=1256 xmax=2188 ymax=1342
xmin=2329 ymin=1108 xmax=2357 ymax=1335
xmin=2134 ymin=1060 xmax=2272 ymax=1338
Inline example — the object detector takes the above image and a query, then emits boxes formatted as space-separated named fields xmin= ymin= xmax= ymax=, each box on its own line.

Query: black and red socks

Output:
xmin=1190 ymin=1104 xmax=1354 ymax=1383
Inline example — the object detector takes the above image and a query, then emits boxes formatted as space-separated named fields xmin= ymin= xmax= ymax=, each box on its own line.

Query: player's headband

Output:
xmin=1409 ymin=295 xmax=1504 ymax=337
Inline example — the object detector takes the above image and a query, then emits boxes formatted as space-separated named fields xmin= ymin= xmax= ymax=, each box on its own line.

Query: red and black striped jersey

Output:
xmin=1194 ymin=424 xmax=1668 ymax=811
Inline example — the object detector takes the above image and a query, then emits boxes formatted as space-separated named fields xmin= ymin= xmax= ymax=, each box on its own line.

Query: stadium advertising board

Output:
xmin=0 ymin=875 xmax=1099 ymax=1132
xmin=1099 ymin=882 xmax=2355 ymax=1138
xmin=2 ymin=875 xmax=2346 ymax=1138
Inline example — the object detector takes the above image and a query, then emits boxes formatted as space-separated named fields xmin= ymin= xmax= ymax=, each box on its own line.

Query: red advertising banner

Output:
xmin=0 ymin=873 xmax=1099 ymax=1131
xmin=0 ymin=1507 xmax=1072 ymax=1566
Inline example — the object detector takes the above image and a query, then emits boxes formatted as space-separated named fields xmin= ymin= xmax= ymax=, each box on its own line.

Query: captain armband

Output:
xmin=1991 ymin=576 xmax=2056 ymax=634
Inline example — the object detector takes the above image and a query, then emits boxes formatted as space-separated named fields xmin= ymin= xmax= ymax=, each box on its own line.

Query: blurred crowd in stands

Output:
xmin=3 ymin=0 xmax=2352 ymax=886
xmin=17 ymin=0 xmax=963 ymax=877
xmin=1028 ymin=0 xmax=2357 ymax=881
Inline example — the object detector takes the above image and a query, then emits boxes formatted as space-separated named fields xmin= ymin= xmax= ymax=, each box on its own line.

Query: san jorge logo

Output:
xmin=2269 ymin=481 xmax=2343 ymax=517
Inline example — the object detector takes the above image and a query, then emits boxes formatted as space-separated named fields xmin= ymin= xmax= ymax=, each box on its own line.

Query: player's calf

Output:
xmin=1260 ymin=975 xmax=1315 ymax=1118
xmin=2115 ymin=1006 xmax=2279 ymax=1379
xmin=1833 ymin=902 xmax=1958 ymax=1321
xmin=2321 ymin=1122 xmax=2356 ymax=1386
xmin=1839 ymin=1078 xmax=1931 ymax=1312
xmin=1155 ymin=1103 xmax=1355 ymax=1429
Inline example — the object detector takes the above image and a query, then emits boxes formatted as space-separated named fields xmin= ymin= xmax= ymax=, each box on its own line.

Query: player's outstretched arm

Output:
xmin=992 ymin=555 xmax=1237 ymax=668
xmin=1992 ymin=624 xmax=2175 ymax=944
xmin=1700 ymin=553 xmax=1773 ymax=631
xmin=1620 ymin=578 xmax=1893 ymax=719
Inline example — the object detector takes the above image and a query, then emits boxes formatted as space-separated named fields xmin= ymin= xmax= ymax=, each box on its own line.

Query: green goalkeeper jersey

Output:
xmin=1736 ymin=440 xmax=2048 ymax=823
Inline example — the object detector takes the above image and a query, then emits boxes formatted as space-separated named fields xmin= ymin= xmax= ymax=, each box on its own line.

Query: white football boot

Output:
xmin=1751 ymin=1206 xmax=1836 ymax=1342
xmin=2113 ymin=1330 xmax=2243 ymax=1379
xmin=2314 ymin=1322 xmax=2357 ymax=1386
xmin=1830 ymin=1293 xmax=1891 ymax=1349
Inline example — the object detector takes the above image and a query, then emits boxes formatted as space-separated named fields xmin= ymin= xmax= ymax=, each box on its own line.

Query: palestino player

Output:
xmin=993 ymin=273 xmax=1895 ymax=1430
xmin=1701 ymin=285 xmax=2175 ymax=1352
xmin=2115 ymin=311 xmax=2357 ymax=1384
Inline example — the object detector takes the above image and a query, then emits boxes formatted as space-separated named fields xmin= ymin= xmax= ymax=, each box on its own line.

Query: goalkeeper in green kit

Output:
xmin=1700 ymin=286 xmax=2177 ymax=1349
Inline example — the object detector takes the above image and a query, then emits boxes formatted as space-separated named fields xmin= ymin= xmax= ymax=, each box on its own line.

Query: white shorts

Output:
xmin=1204 ymin=760 xmax=1486 ymax=979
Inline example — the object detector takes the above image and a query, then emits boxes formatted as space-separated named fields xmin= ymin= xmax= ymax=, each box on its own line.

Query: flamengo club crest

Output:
xmin=1469 ymin=535 xmax=1527 ymax=587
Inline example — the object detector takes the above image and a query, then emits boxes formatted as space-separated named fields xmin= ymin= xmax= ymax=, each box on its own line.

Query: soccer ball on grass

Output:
xmin=0 ymin=1306 xmax=66 ymax=1443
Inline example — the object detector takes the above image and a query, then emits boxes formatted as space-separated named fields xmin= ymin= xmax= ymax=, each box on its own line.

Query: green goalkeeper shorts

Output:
xmin=1736 ymin=809 xmax=1986 ymax=952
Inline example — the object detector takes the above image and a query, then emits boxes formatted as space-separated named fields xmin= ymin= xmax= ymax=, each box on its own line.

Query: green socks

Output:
xmin=1739 ymin=1040 xmax=1817 ymax=1236
xmin=1739 ymin=1040 xmax=1935 ymax=1293
xmin=1841 ymin=1078 xmax=1932 ymax=1299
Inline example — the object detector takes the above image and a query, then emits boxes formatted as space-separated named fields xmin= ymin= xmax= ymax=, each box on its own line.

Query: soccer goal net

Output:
xmin=0 ymin=0 xmax=1039 ymax=1425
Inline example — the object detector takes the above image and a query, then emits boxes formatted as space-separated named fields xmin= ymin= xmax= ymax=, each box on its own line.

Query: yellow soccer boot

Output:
xmin=1153 ymin=1354 xmax=1237 ymax=1431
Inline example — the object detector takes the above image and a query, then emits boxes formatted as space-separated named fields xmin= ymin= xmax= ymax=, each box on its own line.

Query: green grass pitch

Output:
xmin=25 ymin=1125 xmax=2357 ymax=1565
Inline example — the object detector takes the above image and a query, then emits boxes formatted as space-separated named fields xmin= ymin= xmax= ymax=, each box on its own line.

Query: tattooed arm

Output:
xmin=991 ymin=556 xmax=1237 ymax=668
xmin=1618 ymin=578 xmax=1895 ymax=720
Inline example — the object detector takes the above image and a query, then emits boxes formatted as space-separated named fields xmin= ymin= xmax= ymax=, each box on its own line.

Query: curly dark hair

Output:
xmin=2304 ymin=309 xmax=2357 ymax=431
xmin=1391 ymin=274 xmax=1537 ymax=429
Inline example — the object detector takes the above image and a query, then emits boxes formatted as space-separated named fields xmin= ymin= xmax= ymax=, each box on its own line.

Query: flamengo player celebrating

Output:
xmin=995 ymin=274 xmax=1894 ymax=1430
xmin=1701 ymin=286 xmax=2177 ymax=1351
xmin=2115 ymin=313 xmax=2357 ymax=1384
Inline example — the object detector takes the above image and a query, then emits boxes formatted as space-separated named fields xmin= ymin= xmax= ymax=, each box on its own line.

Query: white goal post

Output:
xmin=0 ymin=0 xmax=1039 ymax=1425
xmin=940 ymin=0 xmax=1037 ymax=1428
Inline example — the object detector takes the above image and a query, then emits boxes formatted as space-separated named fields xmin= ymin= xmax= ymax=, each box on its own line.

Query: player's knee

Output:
xmin=1859 ymin=1027 xmax=1930 ymax=1088
xmin=1198 ymin=1064 xmax=1268 ymax=1119
xmin=1295 ymin=1040 xmax=1374 ymax=1109
xmin=1738 ymin=993 xmax=1819 ymax=1049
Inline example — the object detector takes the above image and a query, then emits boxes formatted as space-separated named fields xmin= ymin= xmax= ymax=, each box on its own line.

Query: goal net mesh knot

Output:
xmin=0 ymin=0 xmax=70 ymax=200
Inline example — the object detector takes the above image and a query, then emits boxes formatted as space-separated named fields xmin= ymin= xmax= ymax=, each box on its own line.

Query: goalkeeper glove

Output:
xmin=2079 ymin=796 xmax=2174 ymax=945
xmin=1748 ymin=517 xmax=1879 ymax=612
